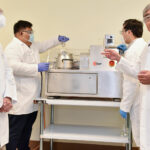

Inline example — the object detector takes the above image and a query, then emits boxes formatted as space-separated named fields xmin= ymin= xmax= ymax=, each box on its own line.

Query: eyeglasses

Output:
xmin=120 ymin=29 xmax=129 ymax=34
xmin=120 ymin=30 xmax=126 ymax=34
xmin=143 ymin=14 xmax=150 ymax=22
xmin=22 ymin=30 xmax=34 ymax=34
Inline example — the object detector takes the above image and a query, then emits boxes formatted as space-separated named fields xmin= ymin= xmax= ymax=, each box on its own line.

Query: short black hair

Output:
xmin=14 ymin=20 xmax=32 ymax=34
xmin=123 ymin=19 xmax=143 ymax=38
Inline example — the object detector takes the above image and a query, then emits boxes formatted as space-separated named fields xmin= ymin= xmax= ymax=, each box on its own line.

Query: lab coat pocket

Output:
xmin=23 ymin=51 xmax=36 ymax=64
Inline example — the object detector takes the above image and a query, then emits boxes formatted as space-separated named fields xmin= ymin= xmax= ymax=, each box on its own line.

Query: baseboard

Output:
xmin=29 ymin=141 xmax=139 ymax=150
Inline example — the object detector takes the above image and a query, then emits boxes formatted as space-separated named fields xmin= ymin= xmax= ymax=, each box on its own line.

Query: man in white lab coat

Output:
xmin=5 ymin=20 xmax=69 ymax=150
xmin=137 ymin=4 xmax=150 ymax=150
xmin=102 ymin=19 xmax=147 ymax=147
xmin=0 ymin=9 xmax=17 ymax=150
xmin=102 ymin=6 xmax=150 ymax=148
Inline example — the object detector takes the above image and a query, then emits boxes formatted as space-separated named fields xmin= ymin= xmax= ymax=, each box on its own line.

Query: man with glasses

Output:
xmin=5 ymin=20 xmax=69 ymax=150
xmin=103 ymin=4 xmax=150 ymax=148
xmin=102 ymin=19 xmax=147 ymax=147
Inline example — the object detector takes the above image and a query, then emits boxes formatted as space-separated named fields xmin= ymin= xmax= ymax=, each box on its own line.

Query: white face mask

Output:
xmin=0 ymin=14 xmax=6 ymax=28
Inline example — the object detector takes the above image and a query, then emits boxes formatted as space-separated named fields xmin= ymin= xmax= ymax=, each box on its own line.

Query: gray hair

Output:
xmin=143 ymin=4 xmax=150 ymax=17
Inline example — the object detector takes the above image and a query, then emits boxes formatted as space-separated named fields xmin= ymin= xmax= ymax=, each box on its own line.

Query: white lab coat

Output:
xmin=139 ymin=44 xmax=150 ymax=150
xmin=4 ymin=37 xmax=60 ymax=115
xmin=115 ymin=41 xmax=150 ymax=149
xmin=115 ymin=43 xmax=150 ymax=150
xmin=116 ymin=38 xmax=147 ymax=146
xmin=0 ymin=44 xmax=17 ymax=147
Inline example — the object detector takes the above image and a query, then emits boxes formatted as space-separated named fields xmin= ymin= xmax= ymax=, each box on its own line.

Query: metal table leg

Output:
xmin=125 ymin=113 xmax=132 ymax=150
xmin=50 ymin=105 xmax=54 ymax=150
xmin=40 ymin=102 xmax=44 ymax=150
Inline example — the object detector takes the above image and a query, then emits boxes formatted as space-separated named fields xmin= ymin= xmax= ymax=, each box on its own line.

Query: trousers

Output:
xmin=6 ymin=111 xmax=37 ymax=150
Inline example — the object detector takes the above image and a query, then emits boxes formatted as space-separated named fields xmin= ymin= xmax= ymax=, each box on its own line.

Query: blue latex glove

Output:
xmin=58 ymin=35 xmax=69 ymax=42
xmin=38 ymin=62 xmax=50 ymax=72
xmin=117 ymin=44 xmax=127 ymax=52
xmin=120 ymin=109 xmax=127 ymax=119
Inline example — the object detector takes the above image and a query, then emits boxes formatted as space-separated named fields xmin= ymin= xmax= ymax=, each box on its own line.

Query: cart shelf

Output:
xmin=41 ymin=124 xmax=128 ymax=143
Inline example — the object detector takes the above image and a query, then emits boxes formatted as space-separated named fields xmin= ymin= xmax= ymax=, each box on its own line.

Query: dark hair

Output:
xmin=14 ymin=20 xmax=32 ymax=34
xmin=123 ymin=19 xmax=143 ymax=37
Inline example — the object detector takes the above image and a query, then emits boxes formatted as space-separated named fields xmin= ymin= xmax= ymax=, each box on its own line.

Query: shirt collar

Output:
xmin=128 ymin=38 xmax=142 ymax=48
xmin=13 ymin=37 xmax=25 ymax=45
xmin=13 ymin=37 xmax=29 ymax=47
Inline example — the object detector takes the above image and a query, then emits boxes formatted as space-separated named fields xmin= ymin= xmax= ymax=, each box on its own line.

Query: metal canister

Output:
xmin=56 ymin=51 xmax=73 ymax=69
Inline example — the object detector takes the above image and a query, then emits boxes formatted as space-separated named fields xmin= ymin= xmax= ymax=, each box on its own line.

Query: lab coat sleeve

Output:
xmin=5 ymin=47 xmax=38 ymax=77
xmin=33 ymin=38 xmax=60 ymax=53
xmin=0 ymin=47 xmax=3 ymax=107
xmin=3 ymin=52 xmax=17 ymax=103
xmin=116 ymin=57 xmax=140 ymax=79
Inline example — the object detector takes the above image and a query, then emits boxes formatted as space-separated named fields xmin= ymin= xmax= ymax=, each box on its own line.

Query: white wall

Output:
xmin=1 ymin=0 xmax=150 ymax=145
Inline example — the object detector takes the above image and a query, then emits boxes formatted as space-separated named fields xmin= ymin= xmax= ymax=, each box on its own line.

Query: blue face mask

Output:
xmin=28 ymin=33 xmax=34 ymax=43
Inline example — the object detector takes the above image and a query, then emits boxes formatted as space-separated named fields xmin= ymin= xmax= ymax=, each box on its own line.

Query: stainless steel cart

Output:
xmin=36 ymin=97 xmax=132 ymax=150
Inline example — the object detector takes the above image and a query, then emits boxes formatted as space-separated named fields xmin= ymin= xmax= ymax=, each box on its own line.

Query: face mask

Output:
xmin=0 ymin=14 xmax=6 ymax=28
xmin=28 ymin=33 xmax=34 ymax=43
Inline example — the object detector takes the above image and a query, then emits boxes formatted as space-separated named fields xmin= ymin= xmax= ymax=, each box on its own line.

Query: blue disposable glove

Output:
xmin=38 ymin=62 xmax=50 ymax=72
xmin=120 ymin=109 xmax=127 ymax=119
xmin=117 ymin=44 xmax=127 ymax=52
xmin=58 ymin=35 xmax=69 ymax=42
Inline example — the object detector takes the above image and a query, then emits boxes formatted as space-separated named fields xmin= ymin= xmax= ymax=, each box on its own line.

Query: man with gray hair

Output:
xmin=137 ymin=3 xmax=150 ymax=150
xmin=143 ymin=3 xmax=150 ymax=27
xmin=102 ymin=19 xmax=147 ymax=147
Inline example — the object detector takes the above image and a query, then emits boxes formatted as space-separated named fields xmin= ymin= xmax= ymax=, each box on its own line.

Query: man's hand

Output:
xmin=117 ymin=44 xmax=127 ymax=51
xmin=58 ymin=35 xmax=69 ymax=42
xmin=120 ymin=109 xmax=127 ymax=119
xmin=138 ymin=70 xmax=150 ymax=84
xmin=101 ymin=49 xmax=121 ymax=62
xmin=0 ymin=97 xmax=12 ymax=112
xmin=0 ymin=9 xmax=3 ymax=14
xmin=38 ymin=62 xmax=50 ymax=72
